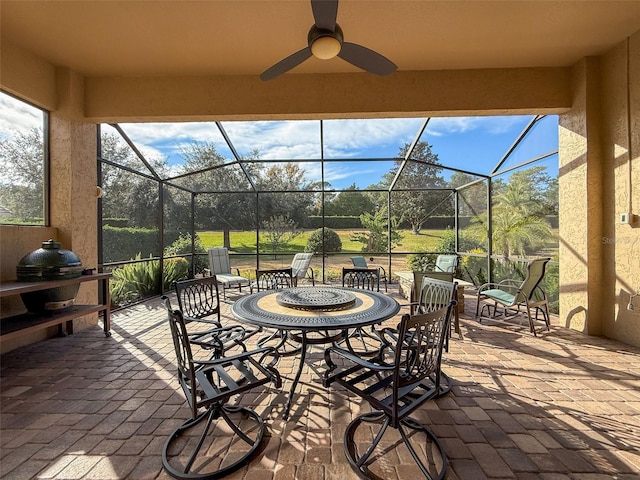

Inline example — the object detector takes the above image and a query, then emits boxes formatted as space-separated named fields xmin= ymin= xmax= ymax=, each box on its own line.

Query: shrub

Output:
xmin=406 ymin=252 xmax=437 ymax=271
xmin=304 ymin=228 xmax=342 ymax=256
xmin=164 ymin=233 xmax=208 ymax=275
xmin=460 ymin=249 xmax=488 ymax=286
xmin=435 ymin=227 xmax=482 ymax=253
xmin=109 ymin=254 xmax=189 ymax=307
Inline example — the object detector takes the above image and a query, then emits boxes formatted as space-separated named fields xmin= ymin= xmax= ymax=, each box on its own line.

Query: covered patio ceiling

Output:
xmin=2 ymin=1 xmax=640 ymax=79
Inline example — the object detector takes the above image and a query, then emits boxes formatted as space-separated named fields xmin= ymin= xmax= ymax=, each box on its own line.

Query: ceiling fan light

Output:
xmin=311 ymin=35 xmax=341 ymax=59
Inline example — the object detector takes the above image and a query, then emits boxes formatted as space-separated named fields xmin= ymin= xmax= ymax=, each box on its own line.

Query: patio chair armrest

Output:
xmin=197 ymin=345 xmax=279 ymax=367
xmin=326 ymin=344 xmax=394 ymax=372
xmin=232 ymin=267 xmax=242 ymax=276
xmin=477 ymin=282 xmax=502 ymax=294
xmin=377 ymin=265 xmax=387 ymax=277
xmin=498 ymin=279 xmax=521 ymax=288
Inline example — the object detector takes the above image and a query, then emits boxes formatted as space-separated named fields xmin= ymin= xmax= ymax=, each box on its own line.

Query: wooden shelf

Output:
xmin=0 ymin=273 xmax=111 ymax=339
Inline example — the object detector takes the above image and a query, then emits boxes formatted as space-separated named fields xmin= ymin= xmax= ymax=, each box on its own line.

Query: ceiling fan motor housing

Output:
xmin=308 ymin=24 xmax=343 ymax=59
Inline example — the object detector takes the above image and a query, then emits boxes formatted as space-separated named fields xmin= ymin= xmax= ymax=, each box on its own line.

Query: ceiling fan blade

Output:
xmin=260 ymin=47 xmax=313 ymax=81
xmin=338 ymin=42 xmax=397 ymax=76
xmin=311 ymin=0 xmax=338 ymax=31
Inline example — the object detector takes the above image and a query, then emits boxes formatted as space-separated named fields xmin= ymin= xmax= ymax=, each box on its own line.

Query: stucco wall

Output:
xmin=600 ymin=34 xmax=640 ymax=343
xmin=559 ymin=32 xmax=640 ymax=346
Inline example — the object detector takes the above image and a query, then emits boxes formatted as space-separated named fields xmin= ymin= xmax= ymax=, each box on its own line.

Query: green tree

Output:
xmin=255 ymin=163 xmax=315 ymax=226
xmin=467 ymin=167 xmax=555 ymax=258
xmin=448 ymin=172 xmax=488 ymax=217
xmin=0 ymin=128 xmax=44 ymax=222
xmin=178 ymin=141 xmax=255 ymax=248
xmin=100 ymin=132 xmax=169 ymax=229
xmin=324 ymin=183 xmax=375 ymax=216
xmin=350 ymin=206 xmax=403 ymax=253
xmin=260 ymin=215 xmax=301 ymax=256
xmin=305 ymin=228 xmax=342 ymax=256
xmin=381 ymin=141 xmax=449 ymax=234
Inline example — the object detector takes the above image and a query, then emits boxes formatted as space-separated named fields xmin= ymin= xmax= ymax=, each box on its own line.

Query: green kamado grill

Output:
xmin=16 ymin=239 xmax=84 ymax=312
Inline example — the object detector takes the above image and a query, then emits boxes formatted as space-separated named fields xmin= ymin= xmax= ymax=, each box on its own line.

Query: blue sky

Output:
xmin=1 ymin=91 xmax=558 ymax=191
xmin=113 ymin=115 xmax=558 ymax=190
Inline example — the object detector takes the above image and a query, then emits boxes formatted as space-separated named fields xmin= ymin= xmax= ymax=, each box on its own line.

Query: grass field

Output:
xmin=197 ymin=229 xmax=448 ymax=253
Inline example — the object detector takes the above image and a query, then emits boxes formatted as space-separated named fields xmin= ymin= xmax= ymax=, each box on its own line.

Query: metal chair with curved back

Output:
xmin=342 ymin=266 xmax=380 ymax=292
xmin=252 ymin=267 xmax=294 ymax=292
xmin=161 ymin=296 xmax=281 ymax=480
xmin=323 ymin=303 xmax=455 ymax=480
xmin=349 ymin=256 xmax=387 ymax=292
xmin=411 ymin=271 xmax=461 ymax=338
xmin=340 ymin=267 xmax=384 ymax=356
xmin=173 ymin=276 xmax=261 ymax=358
xmin=252 ymin=268 xmax=301 ymax=355
xmin=475 ymin=257 xmax=551 ymax=335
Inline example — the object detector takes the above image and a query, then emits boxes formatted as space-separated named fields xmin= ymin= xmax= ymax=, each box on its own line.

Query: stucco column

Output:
xmin=558 ymin=57 xmax=604 ymax=335
xmin=49 ymin=67 xmax=99 ymax=330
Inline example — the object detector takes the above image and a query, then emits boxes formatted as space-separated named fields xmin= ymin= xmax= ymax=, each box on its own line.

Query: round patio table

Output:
xmin=231 ymin=286 xmax=400 ymax=419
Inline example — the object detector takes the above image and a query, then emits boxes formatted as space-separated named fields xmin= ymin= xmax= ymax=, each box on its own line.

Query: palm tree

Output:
xmin=467 ymin=170 xmax=554 ymax=258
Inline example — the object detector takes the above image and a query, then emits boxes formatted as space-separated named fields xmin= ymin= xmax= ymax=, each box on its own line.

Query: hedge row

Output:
xmin=102 ymin=226 xmax=181 ymax=263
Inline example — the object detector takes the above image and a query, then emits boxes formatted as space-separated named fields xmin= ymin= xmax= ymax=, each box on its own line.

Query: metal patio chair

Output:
xmin=350 ymin=256 xmax=388 ymax=292
xmin=323 ymin=304 xmax=454 ymax=480
xmin=342 ymin=266 xmax=380 ymax=292
xmin=251 ymin=268 xmax=301 ymax=355
xmin=475 ymin=257 xmax=551 ymax=335
xmin=173 ymin=276 xmax=261 ymax=358
xmin=161 ymin=296 xmax=281 ymax=480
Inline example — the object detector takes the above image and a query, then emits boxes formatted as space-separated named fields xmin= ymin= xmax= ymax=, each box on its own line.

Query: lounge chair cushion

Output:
xmin=481 ymin=288 xmax=515 ymax=305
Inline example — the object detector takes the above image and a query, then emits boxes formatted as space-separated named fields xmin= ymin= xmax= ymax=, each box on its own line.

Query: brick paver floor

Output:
xmin=2 ymin=288 xmax=640 ymax=479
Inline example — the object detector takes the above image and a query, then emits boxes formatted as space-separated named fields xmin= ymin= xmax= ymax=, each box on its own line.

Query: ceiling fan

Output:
xmin=260 ymin=0 xmax=397 ymax=81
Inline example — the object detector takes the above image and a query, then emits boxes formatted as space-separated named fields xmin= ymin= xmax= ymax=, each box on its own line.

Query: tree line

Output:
xmin=1 ymin=129 xmax=558 ymax=257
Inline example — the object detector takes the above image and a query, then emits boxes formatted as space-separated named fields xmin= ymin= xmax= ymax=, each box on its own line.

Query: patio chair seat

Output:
xmin=480 ymin=288 xmax=516 ymax=305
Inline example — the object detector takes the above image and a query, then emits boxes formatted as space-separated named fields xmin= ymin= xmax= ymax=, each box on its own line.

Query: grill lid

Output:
xmin=16 ymin=239 xmax=83 ymax=281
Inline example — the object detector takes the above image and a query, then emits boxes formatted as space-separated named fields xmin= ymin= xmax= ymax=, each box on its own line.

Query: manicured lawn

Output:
xmin=197 ymin=229 xmax=447 ymax=253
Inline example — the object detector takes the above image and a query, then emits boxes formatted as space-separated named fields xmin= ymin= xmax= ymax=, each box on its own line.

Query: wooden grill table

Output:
xmin=231 ymin=286 xmax=400 ymax=419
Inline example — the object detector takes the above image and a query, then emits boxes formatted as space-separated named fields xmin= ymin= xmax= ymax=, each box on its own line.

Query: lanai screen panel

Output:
xmin=420 ymin=116 xmax=536 ymax=176
xmin=221 ymin=120 xmax=322 ymax=160
xmin=117 ymin=122 xmax=236 ymax=176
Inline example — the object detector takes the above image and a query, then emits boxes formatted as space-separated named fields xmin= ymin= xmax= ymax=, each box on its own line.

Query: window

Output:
xmin=0 ymin=91 xmax=48 ymax=225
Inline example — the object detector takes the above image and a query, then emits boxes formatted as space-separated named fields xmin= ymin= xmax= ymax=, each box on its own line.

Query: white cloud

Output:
xmin=426 ymin=116 xmax=526 ymax=137
xmin=0 ymin=94 xmax=44 ymax=140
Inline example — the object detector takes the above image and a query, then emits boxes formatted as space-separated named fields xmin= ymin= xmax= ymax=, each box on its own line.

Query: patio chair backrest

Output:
xmin=173 ymin=276 xmax=221 ymax=323
xmin=208 ymin=247 xmax=232 ymax=275
xmin=435 ymin=254 xmax=459 ymax=273
xmin=290 ymin=253 xmax=313 ymax=279
xmin=255 ymin=268 xmax=293 ymax=291
xmin=394 ymin=306 xmax=452 ymax=393
xmin=162 ymin=296 xmax=199 ymax=417
xmin=342 ymin=267 xmax=380 ymax=291
xmin=520 ymin=257 xmax=551 ymax=300
xmin=350 ymin=256 xmax=368 ymax=268
xmin=416 ymin=275 xmax=457 ymax=315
